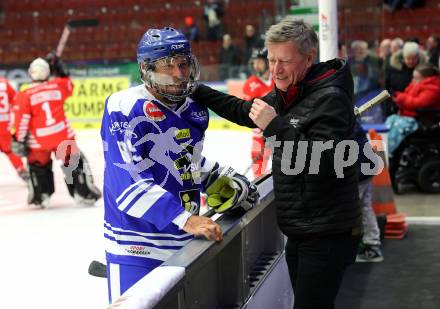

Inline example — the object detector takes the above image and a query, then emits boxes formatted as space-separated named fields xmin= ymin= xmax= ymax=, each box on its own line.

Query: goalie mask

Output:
xmin=137 ymin=27 xmax=200 ymax=102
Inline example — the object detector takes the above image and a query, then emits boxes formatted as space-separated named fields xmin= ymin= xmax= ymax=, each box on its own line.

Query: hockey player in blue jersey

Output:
xmin=101 ymin=27 xmax=259 ymax=303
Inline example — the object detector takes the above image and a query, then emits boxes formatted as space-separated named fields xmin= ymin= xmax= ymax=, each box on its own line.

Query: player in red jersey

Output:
xmin=12 ymin=54 xmax=101 ymax=208
xmin=0 ymin=76 xmax=28 ymax=180
xmin=242 ymin=48 xmax=274 ymax=178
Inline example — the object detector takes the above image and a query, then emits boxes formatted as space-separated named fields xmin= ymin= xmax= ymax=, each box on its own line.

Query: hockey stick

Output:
xmin=56 ymin=18 xmax=99 ymax=57
xmin=243 ymin=90 xmax=391 ymax=176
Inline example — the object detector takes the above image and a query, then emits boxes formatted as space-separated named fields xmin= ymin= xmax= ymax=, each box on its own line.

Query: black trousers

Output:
xmin=285 ymin=231 xmax=360 ymax=309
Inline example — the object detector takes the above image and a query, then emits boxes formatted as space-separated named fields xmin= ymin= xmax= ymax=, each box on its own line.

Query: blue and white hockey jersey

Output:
xmin=101 ymin=85 xmax=221 ymax=268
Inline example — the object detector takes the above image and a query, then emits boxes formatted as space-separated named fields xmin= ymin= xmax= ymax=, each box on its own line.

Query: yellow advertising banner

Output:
xmin=20 ymin=77 xmax=250 ymax=131
xmin=64 ymin=76 xmax=130 ymax=129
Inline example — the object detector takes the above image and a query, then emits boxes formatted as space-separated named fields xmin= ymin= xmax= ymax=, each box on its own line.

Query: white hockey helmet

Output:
xmin=28 ymin=57 xmax=50 ymax=82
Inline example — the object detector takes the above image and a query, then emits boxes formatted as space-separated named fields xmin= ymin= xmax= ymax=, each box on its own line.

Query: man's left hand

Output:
xmin=249 ymin=98 xmax=277 ymax=130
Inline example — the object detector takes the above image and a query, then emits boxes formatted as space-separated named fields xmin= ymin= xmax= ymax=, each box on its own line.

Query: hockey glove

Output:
xmin=11 ymin=138 xmax=28 ymax=157
xmin=206 ymin=173 xmax=259 ymax=214
xmin=45 ymin=51 xmax=70 ymax=77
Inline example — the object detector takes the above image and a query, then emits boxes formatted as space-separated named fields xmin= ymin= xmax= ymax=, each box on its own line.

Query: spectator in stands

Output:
xmin=191 ymin=17 xmax=362 ymax=309
xmin=338 ymin=42 xmax=348 ymax=59
xmin=426 ymin=35 xmax=440 ymax=67
xmin=390 ymin=37 xmax=404 ymax=54
xmin=243 ymin=24 xmax=265 ymax=75
xmin=393 ymin=63 xmax=440 ymax=116
xmin=378 ymin=38 xmax=392 ymax=77
xmin=354 ymin=121 xmax=384 ymax=263
xmin=182 ymin=16 xmax=199 ymax=42
xmin=379 ymin=39 xmax=391 ymax=61
xmin=348 ymin=40 xmax=381 ymax=100
xmin=218 ymin=33 xmax=241 ymax=80
xmin=385 ymin=41 xmax=426 ymax=115
xmin=203 ymin=0 xmax=224 ymax=41
xmin=383 ymin=0 xmax=423 ymax=12
xmin=386 ymin=63 xmax=440 ymax=153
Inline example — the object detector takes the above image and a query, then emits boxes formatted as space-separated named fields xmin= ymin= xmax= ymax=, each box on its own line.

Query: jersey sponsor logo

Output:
xmin=125 ymin=245 xmax=151 ymax=256
xmin=35 ymin=121 xmax=66 ymax=137
xmin=175 ymin=128 xmax=190 ymax=140
xmin=143 ymin=101 xmax=166 ymax=122
xmin=179 ymin=189 xmax=200 ymax=214
xmin=190 ymin=110 xmax=208 ymax=121
xmin=172 ymin=142 xmax=202 ymax=183
xmin=30 ymin=90 xmax=62 ymax=106
xmin=171 ymin=44 xmax=185 ymax=50
xmin=109 ymin=121 xmax=138 ymax=138
xmin=180 ymin=170 xmax=200 ymax=181
xmin=26 ymin=82 xmax=58 ymax=94
xmin=174 ymin=155 xmax=190 ymax=170
xmin=173 ymin=143 xmax=193 ymax=172
xmin=180 ymin=172 xmax=192 ymax=181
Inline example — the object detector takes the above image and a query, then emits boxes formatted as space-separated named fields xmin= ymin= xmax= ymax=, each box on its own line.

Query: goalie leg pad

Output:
xmin=63 ymin=152 xmax=102 ymax=202
xmin=28 ymin=161 xmax=54 ymax=205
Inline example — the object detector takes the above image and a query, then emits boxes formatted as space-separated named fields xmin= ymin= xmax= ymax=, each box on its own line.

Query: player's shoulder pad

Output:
xmin=105 ymin=84 xmax=149 ymax=116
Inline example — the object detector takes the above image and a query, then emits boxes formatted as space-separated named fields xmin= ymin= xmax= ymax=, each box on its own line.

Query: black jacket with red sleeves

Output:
xmin=191 ymin=59 xmax=361 ymax=238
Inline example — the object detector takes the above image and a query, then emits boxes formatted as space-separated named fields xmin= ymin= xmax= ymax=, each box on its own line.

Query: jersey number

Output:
xmin=117 ymin=140 xmax=137 ymax=163
xmin=0 ymin=92 xmax=9 ymax=113
xmin=42 ymin=102 xmax=56 ymax=126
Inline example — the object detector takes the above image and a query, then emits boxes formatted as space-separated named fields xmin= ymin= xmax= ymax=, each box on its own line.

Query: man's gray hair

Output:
xmin=351 ymin=40 xmax=368 ymax=50
xmin=265 ymin=16 xmax=318 ymax=55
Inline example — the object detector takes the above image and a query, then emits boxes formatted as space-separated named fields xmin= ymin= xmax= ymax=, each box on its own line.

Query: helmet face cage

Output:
xmin=137 ymin=27 xmax=199 ymax=102
xmin=139 ymin=54 xmax=200 ymax=102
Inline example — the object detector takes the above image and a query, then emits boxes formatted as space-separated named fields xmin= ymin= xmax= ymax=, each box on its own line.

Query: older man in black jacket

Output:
xmin=191 ymin=17 xmax=362 ymax=309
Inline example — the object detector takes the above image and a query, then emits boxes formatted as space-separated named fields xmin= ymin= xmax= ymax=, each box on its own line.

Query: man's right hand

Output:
xmin=249 ymin=98 xmax=277 ymax=130
xmin=183 ymin=215 xmax=223 ymax=242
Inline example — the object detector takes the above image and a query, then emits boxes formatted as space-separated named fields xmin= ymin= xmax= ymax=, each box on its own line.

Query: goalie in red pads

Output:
xmin=12 ymin=54 xmax=101 ymax=208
